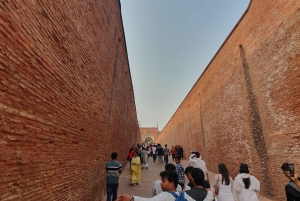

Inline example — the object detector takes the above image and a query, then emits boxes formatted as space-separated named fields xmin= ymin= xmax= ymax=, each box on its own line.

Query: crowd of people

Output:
xmin=105 ymin=144 xmax=300 ymax=201
xmin=127 ymin=144 xmax=184 ymax=165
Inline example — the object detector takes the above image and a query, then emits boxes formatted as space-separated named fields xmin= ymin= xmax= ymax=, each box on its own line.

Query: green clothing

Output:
xmin=105 ymin=160 xmax=122 ymax=184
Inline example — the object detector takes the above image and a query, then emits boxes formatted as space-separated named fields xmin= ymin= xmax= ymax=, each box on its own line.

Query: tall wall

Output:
xmin=156 ymin=0 xmax=300 ymax=200
xmin=0 ymin=1 xmax=139 ymax=200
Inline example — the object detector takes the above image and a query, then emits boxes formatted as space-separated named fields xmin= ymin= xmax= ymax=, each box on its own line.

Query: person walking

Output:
xmin=118 ymin=170 xmax=195 ymax=201
xmin=142 ymin=147 xmax=149 ymax=169
xmin=147 ymin=146 xmax=151 ymax=158
xmin=152 ymin=145 xmax=157 ymax=162
xmin=156 ymin=144 xmax=164 ymax=166
xmin=281 ymin=162 xmax=300 ymax=201
xmin=105 ymin=152 xmax=122 ymax=201
xmin=184 ymin=166 xmax=211 ymax=191
xmin=136 ymin=145 xmax=143 ymax=164
xmin=189 ymin=152 xmax=210 ymax=182
xmin=163 ymin=144 xmax=170 ymax=164
xmin=213 ymin=163 xmax=234 ymax=201
xmin=185 ymin=168 xmax=214 ymax=201
xmin=152 ymin=163 xmax=183 ymax=196
xmin=177 ymin=145 xmax=184 ymax=160
xmin=233 ymin=163 xmax=260 ymax=201
xmin=128 ymin=151 xmax=141 ymax=186
xmin=127 ymin=148 xmax=135 ymax=166
xmin=170 ymin=146 xmax=176 ymax=161
xmin=175 ymin=155 xmax=185 ymax=190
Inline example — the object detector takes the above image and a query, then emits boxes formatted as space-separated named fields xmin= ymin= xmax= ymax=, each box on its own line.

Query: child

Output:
xmin=117 ymin=170 xmax=195 ymax=201
xmin=175 ymin=155 xmax=185 ymax=190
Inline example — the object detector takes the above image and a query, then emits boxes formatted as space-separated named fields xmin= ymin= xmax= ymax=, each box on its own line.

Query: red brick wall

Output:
xmin=0 ymin=1 xmax=139 ymax=200
xmin=156 ymin=0 xmax=300 ymax=200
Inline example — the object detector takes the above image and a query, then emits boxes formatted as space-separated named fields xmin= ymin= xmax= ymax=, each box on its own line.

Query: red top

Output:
xmin=170 ymin=148 xmax=176 ymax=155
xmin=128 ymin=150 xmax=135 ymax=159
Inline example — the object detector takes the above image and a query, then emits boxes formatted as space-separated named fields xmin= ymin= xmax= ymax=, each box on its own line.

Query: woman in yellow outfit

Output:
xmin=129 ymin=151 xmax=141 ymax=186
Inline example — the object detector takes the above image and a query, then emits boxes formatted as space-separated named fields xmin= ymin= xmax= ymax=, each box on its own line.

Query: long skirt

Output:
xmin=128 ymin=157 xmax=141 ymax=184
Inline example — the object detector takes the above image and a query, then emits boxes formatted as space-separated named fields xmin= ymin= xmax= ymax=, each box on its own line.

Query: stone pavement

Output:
xmin=102 ymin=156 xmax=273 ymax=200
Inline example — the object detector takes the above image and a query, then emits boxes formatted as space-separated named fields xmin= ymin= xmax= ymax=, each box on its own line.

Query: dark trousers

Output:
xmin=164 ymin=155 xmax=169 ymax=164
xmin=107 ymin=183 xmax=119 ymax=201
xmin=178 ymin=183 xmax=184 ymax=189
xmin=172 ymin=154 xmax=175 ymax=161
xmin=153 ymin=154 xmax=157 ymax=161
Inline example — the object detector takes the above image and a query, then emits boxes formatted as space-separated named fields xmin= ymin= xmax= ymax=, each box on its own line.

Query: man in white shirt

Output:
xmin=188 ymin=152 xmax=209 ymax=182
xmin=152 ymin=145 xmax=157 ymax=162
xmin=153 ymin=163 xmax=182 ymax=196
xmin=189 ymin=149 xmax=202 ymax=160
xmin=117 ymin=170 xmax=195 ymax=201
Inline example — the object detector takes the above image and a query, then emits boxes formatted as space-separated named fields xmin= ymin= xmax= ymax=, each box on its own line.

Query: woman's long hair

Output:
xmin=239 ymin=163 xmax=251 ymax=189
xmin=218 ymin=163 xmax=230 ymax=185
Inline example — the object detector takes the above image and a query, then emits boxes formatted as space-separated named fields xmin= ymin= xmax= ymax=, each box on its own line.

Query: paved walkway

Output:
xmin=103 ymin=156 xmax=273 ymax=200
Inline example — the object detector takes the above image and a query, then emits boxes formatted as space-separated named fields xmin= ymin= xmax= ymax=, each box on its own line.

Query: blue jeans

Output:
xmin=107 ymin=183 xmax=119 ymax=201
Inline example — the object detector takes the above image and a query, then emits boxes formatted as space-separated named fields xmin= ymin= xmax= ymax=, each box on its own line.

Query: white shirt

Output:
xmin=134 ymin=191 xmax=195 ymax=201
xmin=188 ymin=154 xmax=207 ymax=173
xmin=135 ymin=190 xmax=214 ymax=201
xmin=213 ymin=174 xmax=235 ymax=201
xmin=152 ymin=146 xmax=156 ymax=154
xmin=185 ymin=183 xmax=191 ymax=191
xmin=153 ymin=180 xmax=182 ymax=196
xmin=233 ymin=173 xmax=260 ymax=201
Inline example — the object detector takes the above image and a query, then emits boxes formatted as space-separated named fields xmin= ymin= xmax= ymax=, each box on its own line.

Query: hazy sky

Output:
xmin=120 ymin=0 xmax=250 ymax=130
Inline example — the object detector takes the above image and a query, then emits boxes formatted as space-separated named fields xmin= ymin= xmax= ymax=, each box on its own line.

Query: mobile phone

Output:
xmin=288 ymin=163 xmax=295 ymax=177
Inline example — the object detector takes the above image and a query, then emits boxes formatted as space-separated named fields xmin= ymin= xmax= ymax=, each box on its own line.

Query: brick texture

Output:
xmin=0 ymin=0 xmax=139 ymax=200
xmin=156 ymin=0 xmax=300 ymax=200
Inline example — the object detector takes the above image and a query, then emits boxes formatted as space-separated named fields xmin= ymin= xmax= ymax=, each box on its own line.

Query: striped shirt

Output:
xmin=105 ymin=160 xmax=122 ymax=184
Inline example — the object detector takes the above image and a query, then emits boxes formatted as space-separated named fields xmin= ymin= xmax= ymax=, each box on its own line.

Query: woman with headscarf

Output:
xmin=233 ymin=163 xmax=260 ymax=201
xmin=128 ymin=151 xmax=141 ymax=186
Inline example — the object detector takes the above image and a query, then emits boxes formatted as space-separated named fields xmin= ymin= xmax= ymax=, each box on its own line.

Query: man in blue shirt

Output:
xmin=106 ymin=152 xmax=122 ymax=201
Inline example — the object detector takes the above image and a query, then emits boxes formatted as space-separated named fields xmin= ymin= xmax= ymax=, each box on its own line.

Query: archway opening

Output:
xmin=144 ymin=137 xmax=154 ymax=144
